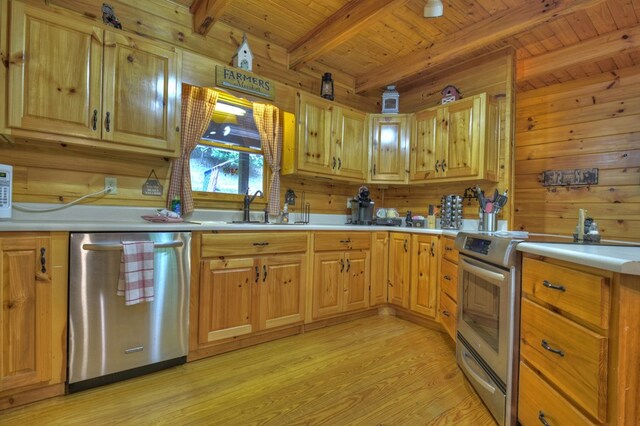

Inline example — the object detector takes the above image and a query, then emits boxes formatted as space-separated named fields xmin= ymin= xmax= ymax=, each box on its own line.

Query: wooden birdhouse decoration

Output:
xmin=233 ymin=33 xmax=253 ymax=71
xmin=441 ymin=85 xmax=462 ymax=104
xmin=381 ymin=85 xmax=400 ymax=113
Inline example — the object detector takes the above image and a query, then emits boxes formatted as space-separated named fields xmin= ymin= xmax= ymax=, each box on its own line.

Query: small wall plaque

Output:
xmin=540 ymin=168 xmax=598 ymax=187
xmin=142 ymin=169 xmax=163 ymax=196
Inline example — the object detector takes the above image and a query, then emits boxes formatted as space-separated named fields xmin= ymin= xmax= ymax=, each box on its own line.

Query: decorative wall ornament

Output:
xmin=233 ymin=33 xmax=253 ymax=71
xmin=102 ymin=3 xmax=122 ymax=29
xmin=320 ymin=73 xmax=334 ymax=100
xmin=382 ymin=85 xmax=399 ymax=113
xmin=142 ymin=169 xmax=163 ymax=196
xmin=540 ymin=168 xmax=599 ymax=186
xmin=215 ymin=65 xmax=275 ymax=100
xmin=441 ymin=85 xmax=462 ymax=104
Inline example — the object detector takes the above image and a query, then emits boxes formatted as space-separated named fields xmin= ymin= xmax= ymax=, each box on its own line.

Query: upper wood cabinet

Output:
xmin=0 ymin=232 xmax=67 ymax=409
xmin=368 ymin=114 xmax=411 ymax=184
xmin=7 ymin=2 xmax=181 ymax=157
xmin=284 ymin=93 xmax=367 ymax=180
xmin=411 ymin=93 xmax=499 ymax=183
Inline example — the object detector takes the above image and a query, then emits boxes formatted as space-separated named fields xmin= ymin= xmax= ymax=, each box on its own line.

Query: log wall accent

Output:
xmin=514 ymin=65 xmax=640 ymax=241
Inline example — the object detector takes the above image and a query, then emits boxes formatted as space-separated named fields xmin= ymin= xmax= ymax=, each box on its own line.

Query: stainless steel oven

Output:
xmin=454 ymin=232 xmax=524 ymax=426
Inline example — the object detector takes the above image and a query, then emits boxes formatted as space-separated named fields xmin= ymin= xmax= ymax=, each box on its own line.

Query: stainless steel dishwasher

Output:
xmin=68 ymin=231 xmax=191 ymax=392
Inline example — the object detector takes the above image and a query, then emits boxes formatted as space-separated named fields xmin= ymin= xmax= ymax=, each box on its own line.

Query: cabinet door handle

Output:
xmin=441 ymin=159 xmax=447 ymax=172
xmin=105 ymin=111 xmax=111 ymax=132
xmin=538 ymin=411 xmax=551 ymax=426
xmin=444 ymin=275 xmax=451 ymax=281
xmin=92 ymin=109 xmax=98 ymax=130
xmin=373 ymin=164 xmax=376 ymax=175
xmin=346 ymin=259 xmax=351 ymax=272
xmin=253 ymin=242 xmax=270 ymax=246
xmin=340 ymin=258 xmax=345 ymax=273
xmin=542 ymin=280 xmax=566 ymax=292
xmin=332 ymin=156 xmax=337 ymax=169
xmin=403 ymin=240 xmax=408 ymax=252
xmin=441 ymin=310 xmax=450 ymax=317
xmin=263 ymin=265 xmax=267 ymax=282
xmin=255 ymin=266 xmax=260 ymax=283
xmin=337 ymin=158 xmax=342 ymax=170
xmin=40 ymin=247 xmax=47 ymax=273
xmin=339 ymin=238 xmax=352 ymax=244
xmin=541 ymin=339 xmax=564 ymax=357
xmin=430 ymin=242 xmax=435 ymax=257
xmin=445 ymin=246 xmax=453 ymax=252
xmin=435 ymin=160 xmax=440 ymax=172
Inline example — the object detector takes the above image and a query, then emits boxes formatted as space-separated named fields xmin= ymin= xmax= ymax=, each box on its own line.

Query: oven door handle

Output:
xmin=459 ymin=257 xmax=505 ymax=283
xmin=460 ymin=348 xmax=497 ymax=394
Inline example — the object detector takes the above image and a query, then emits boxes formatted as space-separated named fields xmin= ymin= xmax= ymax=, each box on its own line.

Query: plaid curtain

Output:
xmin=166 ymin=85 xmax=218 ymax=215
xmin=253 ymin=103 xmax=282 ymax=216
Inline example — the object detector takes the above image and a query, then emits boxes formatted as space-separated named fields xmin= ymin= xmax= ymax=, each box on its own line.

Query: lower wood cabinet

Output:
xmin=312 ymin=232 xmax=370 ymax=320
xmin=0 ymin=232 xmax=68 ymax=409
xmin=197 ymin=232 xmax=307 ymax=345
xmin=438 ymin=236 xmax=458 ymax=340
xmin=409 ymin=234 xmax=438 ymax=318
xmin=369 ymin=232 xmax=389 ymax=306
xmin=388 ymin=232 xmax=410 ymax=308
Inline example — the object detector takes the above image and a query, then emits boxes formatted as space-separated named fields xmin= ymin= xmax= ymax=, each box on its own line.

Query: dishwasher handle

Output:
xmin=82 ymin=241 xmax=184 ymax=251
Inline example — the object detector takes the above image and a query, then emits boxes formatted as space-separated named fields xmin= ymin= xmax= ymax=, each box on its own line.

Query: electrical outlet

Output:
xmin=105 ymin=177 xmax=118 ymax=194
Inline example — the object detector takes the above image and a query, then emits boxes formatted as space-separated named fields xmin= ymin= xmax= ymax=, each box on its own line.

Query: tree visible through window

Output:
xmin=190 ymin=91 xmax=264 ymax=196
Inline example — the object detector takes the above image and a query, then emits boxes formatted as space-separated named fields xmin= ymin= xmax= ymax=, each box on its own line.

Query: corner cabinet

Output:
xmin=6 ymin=2 xmax=181 ymax=157
xmin=410 ymin=93 xmax=498 ymax=183
xmin=368 ymin=114 xmax=411 ymax=184
xmin=283 ymin=93 xmax=367 ymax=180
xmin=197 ymin=233 xmax=307 ymax=345
xmin=0 ymin=232 xmax=68 ymax=410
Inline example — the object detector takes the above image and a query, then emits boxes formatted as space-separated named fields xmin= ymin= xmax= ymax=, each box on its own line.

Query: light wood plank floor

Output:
xmin=1 ymin=315 xmax=496 ymax=425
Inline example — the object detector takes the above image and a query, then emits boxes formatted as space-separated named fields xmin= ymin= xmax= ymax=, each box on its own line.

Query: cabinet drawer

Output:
xmin=440 ymin=258 xmax=458 ymax=302
xmin=439 ymin=291 xmax=456 ymax=340
xmin=520 ymin=298 xmax=607 ymax=421
xmin=442 ymin=237 xmax=459 ymax=263
xmin=518 ymin=361 xmax=596 ymax=426
xmin=522 ymin=257 xmax=610 ymax=329
xmin=314 ymin=232 xmax=371 ymax=251
xmin=201 ymin=232 xmax=308 ymax=257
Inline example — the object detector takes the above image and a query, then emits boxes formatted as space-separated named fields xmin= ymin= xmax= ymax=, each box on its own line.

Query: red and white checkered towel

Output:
xmin=117 ymin=241 xmax=155 ymax=305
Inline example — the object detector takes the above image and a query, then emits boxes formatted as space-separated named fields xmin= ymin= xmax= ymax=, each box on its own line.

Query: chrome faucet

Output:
xmin=243 ymin=190 xmax=264 ymax=222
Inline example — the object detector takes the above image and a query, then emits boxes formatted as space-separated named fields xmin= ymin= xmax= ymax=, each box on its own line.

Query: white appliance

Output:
xmin=0 ymin=164 xmax=12 ymax=220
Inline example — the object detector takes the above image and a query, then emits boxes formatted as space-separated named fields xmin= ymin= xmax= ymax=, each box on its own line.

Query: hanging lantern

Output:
xmin=381 ymin=85 xmax=399 ymax=113
xmin=320 ymin=73 xmax=334 ymax=101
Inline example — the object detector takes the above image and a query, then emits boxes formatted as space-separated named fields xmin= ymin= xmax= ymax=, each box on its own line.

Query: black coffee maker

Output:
xmin=351 ymin=186 xmax=374 ymax=225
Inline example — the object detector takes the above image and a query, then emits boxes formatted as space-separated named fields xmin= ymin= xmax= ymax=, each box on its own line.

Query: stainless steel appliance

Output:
xmin=68 ymin=232 xmax=191 ymax=392
xmin=454 ymin=231 xmax=525 ymax=426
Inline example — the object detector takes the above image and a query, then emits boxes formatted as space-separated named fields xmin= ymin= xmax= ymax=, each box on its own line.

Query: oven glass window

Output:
xmin=461 ymin=271 xmax=500 ymax=352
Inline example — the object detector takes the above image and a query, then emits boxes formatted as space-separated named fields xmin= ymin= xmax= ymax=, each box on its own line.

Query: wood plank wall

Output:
xmin=382 ymin=49 xmax=515 ymax=224
xmin=514 ymin=65 xmax=640 ymax=241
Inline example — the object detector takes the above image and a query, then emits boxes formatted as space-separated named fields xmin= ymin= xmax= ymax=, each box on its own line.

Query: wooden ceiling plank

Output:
xmin=191 ymin=0 xmax=231 ymax=35
xmin=356 ymin=0 xmax=607 ymax=93
xmin=287 ymin=0 xmax=409 ymax=70
xmin=517 ymin=25 xmax=640 ymax=82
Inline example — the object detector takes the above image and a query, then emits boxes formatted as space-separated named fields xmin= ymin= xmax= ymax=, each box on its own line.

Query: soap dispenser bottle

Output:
xmin=281 ymin=203 xmax=289 ymax=223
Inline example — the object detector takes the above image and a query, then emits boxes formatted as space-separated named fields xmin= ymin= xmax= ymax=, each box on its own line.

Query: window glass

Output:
xmin=190 ymin=91 xmax=264 ymax=196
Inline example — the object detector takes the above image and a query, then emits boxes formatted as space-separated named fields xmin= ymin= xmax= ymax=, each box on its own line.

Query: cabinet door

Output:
xmin=370 ymin=232 xmax=388 ymax=306
xmin=297 ymin=94 xmax=333 ymax=175
xmin=410 ymin=234 xmax=438 ymax=318
xmin=388 ymin=233 xmax=410 ymax=308
xmin=410 ymin=108 xmax=438 ymax=182
xmin=0 ymin=236 xmax=52 ymax=391
xmin=199 ymin=257 xmax=257 ymax=343
xmin=343 ymin=251 xmax=370 ymax=312
xmin=8 ymin=2 xmax=103 ymax=138
xmin=440 ymin=96 xmax=480 ymax=178
xmin=102 ymin=31 xmax=180 ymax=155
xmin=259 ymin=254 xmax=306 ymax=330
xmin=334 ymin=107 xmax=367 ymax=180
xmin=312 ymin=252 xmax=343 ymax=319
xmin=369 ymin=115 xmax=409 ymax=183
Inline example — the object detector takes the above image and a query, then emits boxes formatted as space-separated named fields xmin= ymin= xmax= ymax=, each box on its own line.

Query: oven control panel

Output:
xmin=463 ymin=237 xmax=491 ymax=255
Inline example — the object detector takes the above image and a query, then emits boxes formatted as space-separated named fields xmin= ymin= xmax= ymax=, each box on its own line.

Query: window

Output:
xmin=190 ymin=91 xmax=264 ymax=196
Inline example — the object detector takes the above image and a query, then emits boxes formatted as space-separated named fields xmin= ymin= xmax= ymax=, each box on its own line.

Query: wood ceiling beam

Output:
xmin=355 ymin=0 xmax=607 ymax=93
xmin=288 ymin=0 xmax=409 ymax=71
xmin=191 ymin=0 xmax=230 ymax=35
xmin=517 ymin=25 xmax=640 ymax=82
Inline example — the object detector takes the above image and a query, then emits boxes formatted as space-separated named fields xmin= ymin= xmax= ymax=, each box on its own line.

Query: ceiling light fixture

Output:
xmin=215 ymin=102 xmax=246 ymax=116
xmin=423 ymin=0 xmax=443 ymax=18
